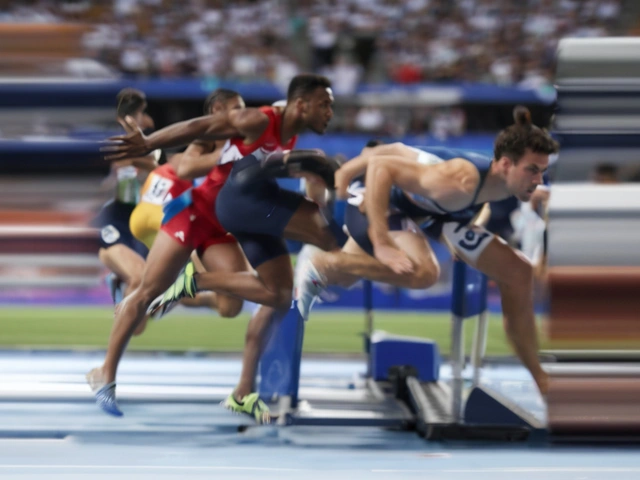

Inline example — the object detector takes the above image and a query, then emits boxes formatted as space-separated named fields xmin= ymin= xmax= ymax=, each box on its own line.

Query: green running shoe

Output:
xmin=147 ymin=261 xmax=197 ymax=318
xmin=222 ymin=392 xmax=271 ymax=424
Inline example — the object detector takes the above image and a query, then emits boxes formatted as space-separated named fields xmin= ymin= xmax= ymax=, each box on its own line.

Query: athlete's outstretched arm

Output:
xmin=334 ymin=150 xmax=377 ymax=197
xmin=102 ymin=109 xmax=269 ymax=161
xmin=129 ymin=151 xmax=161 ymax=172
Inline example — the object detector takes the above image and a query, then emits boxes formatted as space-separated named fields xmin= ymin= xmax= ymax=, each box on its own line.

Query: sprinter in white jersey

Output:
xmin=296 ymin=107 xmax=558 ymax=395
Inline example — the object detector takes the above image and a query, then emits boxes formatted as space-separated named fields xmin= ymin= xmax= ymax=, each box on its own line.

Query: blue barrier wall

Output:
xmin=0 ymin=134 xmax=496 ymax=173
xmin=0 ymin=132 xmax=493 ymax=173
xmin=295 ymin=132 xmax=495 ymax=158
xmin=0 ymin=79 xmax=555 ymax=107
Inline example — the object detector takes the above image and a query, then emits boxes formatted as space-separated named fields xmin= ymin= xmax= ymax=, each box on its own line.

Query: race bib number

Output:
xmin=442 ymin=222 xmax=494 ymax=265
xmin=142 ymin=174 xmax=174 ymax=205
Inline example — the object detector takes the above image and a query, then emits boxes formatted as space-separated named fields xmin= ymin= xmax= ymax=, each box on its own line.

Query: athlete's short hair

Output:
xmin=116 ymin=88 xmax=146 ymax=119
xmin=494 ymin=106 xmax=559 ymax=163
xmin=203 ymin=88 xmax=241 ymax=114
xmin=287 ymin=74 xmax=332 ymax=101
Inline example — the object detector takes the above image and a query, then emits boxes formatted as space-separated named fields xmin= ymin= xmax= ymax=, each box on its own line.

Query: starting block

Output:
xmin=370 ymin=331 xmax=440 ymax=383
xmin=403 ymin=260 xmax=545 ymax=441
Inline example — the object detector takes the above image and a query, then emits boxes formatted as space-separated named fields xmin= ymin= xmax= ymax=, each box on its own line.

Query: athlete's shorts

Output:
xmin=129 ymin=202 xmax=163 ymax=250
xmin=161 ymin=190 xmax=236 ymax=255
xmin=215 ymin=155 xmax=304 ymax=268
xmin=345 ymin=204 xmax=494 ymax=266
xmin=92 ymin=199 xmax=148 ymax=258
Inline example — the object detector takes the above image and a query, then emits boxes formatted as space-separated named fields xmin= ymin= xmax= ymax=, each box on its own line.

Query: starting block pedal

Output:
xmin=370 ymin=331 xmax=440 ymax=383
xmin=464 ymin=386 xmax=540 ymax=428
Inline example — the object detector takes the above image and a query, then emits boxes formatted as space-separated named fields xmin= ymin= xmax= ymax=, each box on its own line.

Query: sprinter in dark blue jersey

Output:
xmin=296 ymin=107 xmax=558 ymax=395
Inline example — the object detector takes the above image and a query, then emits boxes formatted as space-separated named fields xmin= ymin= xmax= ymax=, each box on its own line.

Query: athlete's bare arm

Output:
xmin=105 ymin=116 xmax=164 ymax=171
xmin=335 ymin=143 xmax=419 ymax=198
xmin=103 ymin=109 xmax=270 ymax=161
xmin=129 ymin=153 xmax=160 ymax=172
xmin=364 ymin=155 xmax=478 ymax=273
xmin=174 ymin=140 xmax=221 ymax=180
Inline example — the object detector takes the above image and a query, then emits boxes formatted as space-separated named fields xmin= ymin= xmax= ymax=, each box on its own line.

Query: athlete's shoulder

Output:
xmin=411 ymin=146 xmax=458 ymax=159
xmin=413 ymin=146 xmax=489 ymax=162
xmin=230 ymin=106 xmax=270 ymax=125
xmin=227 ymin=107 xmax=270 ymax=139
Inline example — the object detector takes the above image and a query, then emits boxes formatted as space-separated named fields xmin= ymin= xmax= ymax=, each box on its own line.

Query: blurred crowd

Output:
xmin=0 ymin=0 xmax=625 ymax=137
xmin=1 ymin=0 xmax=623 ymax=88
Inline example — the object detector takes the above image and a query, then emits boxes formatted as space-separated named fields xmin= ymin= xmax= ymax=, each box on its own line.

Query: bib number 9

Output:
xmin=457 ymin=227 xmax=490 ymax=252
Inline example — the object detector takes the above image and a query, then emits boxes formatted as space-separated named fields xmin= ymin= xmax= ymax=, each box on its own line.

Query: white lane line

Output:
xmin=4 ymin=466 xmax=638 ymax=473
xmin=372 ymin=468 xmax=640 ymax=473
xmin=0 ymin=439 xmax=67 ymax=444
xmin=445 ymin=468 xmax=640 ymax=473
xmin=0 ymin=466 xmax=304 ymax=471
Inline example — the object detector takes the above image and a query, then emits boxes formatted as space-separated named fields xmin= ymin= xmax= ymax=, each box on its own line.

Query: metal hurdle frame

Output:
xmin=363 ymin=279 xmax=374 ymax=376
xmin=449 ymin=259 xmax=489 ymax=423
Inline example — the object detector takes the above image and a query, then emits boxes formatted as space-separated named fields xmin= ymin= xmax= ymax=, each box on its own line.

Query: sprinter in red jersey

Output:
xmin=91 ymin=75 xmax=343 ymax=421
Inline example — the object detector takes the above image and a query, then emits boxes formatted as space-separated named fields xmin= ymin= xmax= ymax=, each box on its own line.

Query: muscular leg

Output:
xmin=234 ymin=305 xmax=280 ymax=399
xmin=192 ymin=242 xmax=289 ymax=401
xmin=177 ymin=253 xmax=220 ymax=311
xmin=194 ymin=240 xmax=290 ymax=400
xmin=284 ymin=199 xmax=340 ymax=252
xmin=193 ymin=253 xmax=294 ymax=309
xmin=191 ymin=247 xmax=293 ymax=404
xmin=296 ymin=230 xmax=440 ymax=320
xmin=179 ymin=292 xmax=218 ymax=310
xmin=473 ymin=237 xmax=548 ymax=395
xmin=314 ymin=231 xmax=440 ymax=290
xmin=99 ymin=244 xmax=145 ymax=296
xmin=96 ymin=231 xmax=193 ymax=384
xmin=198 ymin=242 xmax=248 ymax=318
xmin=99 ymin=244 xmax=149 ymax=335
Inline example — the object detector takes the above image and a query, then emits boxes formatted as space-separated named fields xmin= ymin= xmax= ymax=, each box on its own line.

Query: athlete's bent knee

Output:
xmin=409 ymin=263 xmax=440 ymax=290
xmin=127 ymin=274 xmax=142 ymax=292
xmin=134 ymin=282 xmax=164 ymax=308
xmin=217 ymin=298 xmax=243 ymax=318
xmin=271 ymin=287 xmax=292 ymax=310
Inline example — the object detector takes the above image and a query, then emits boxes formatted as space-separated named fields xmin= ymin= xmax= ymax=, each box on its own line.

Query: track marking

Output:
xmin=0 ymin=466 xmax=303 ymax=471
xmin=372 ymin=468 xmax=640 ymax=473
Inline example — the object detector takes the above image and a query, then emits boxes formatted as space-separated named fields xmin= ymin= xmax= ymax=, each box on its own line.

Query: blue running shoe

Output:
xmin=94 ymin=382 xmax=123 ymax=417
xmin=106 ymin=273 xmax=124 ymax=304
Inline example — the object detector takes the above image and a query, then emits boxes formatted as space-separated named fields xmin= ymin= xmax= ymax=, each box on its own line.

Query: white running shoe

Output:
xmin=294 ymin=244 xmax=322 ymax=290
xmin=295 ymin=250 xmax=327 ymax=321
